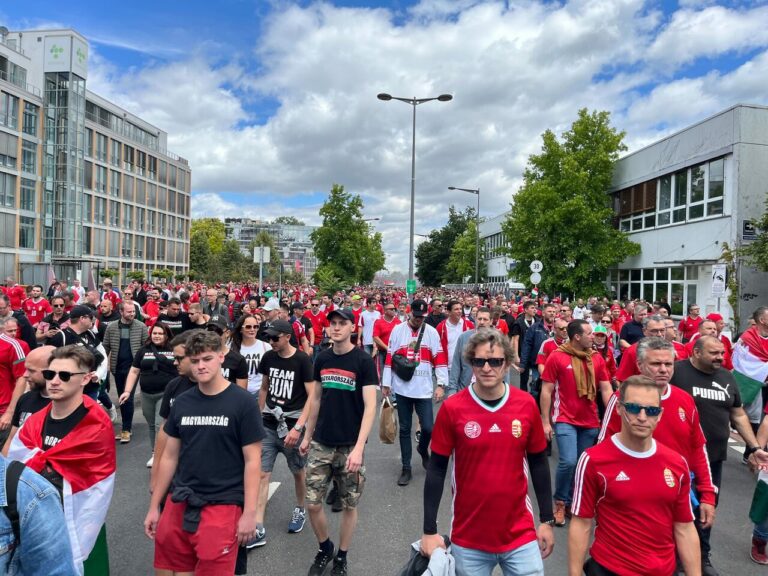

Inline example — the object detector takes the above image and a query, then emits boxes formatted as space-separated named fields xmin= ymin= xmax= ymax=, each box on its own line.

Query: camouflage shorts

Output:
xmin=305 ymin=441 xmax=366 ymax=509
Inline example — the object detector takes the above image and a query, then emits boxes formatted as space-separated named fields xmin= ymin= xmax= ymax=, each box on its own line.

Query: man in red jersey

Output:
xmin=614 ymin=315 xmax=668 ymax=383
xmin=598 ymin=338 xmax=716 ymax=532
xmin=536 ymin=318 xmax=568 ymax=374
xmin=540 ymin=319 xmax=613 ymax=526
xmin=372 ymin=301 xmax=400 ymax=376
xmin=22 ymin=284 xmax=52 ymax=328
xmin=664 ymin=317 xmax=689 ymax=360
xmin=570 ymin=375 xmax=701 ymax=575
xmin=679 ymin=303 xmax=703 ymax=343
xmin=420 ymin=329 xmax=554 ymax=575
xmin=306 ymin=298 xmax=330 ymax=361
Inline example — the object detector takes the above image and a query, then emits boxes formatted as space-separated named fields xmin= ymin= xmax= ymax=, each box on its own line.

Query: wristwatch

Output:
xmin=744 ymin=445 xmax=760 ymax=459
xmin=541 ymin=519 xmax=555 ymax=526
xmin=293 ymin=423 xmax=305 ymax=433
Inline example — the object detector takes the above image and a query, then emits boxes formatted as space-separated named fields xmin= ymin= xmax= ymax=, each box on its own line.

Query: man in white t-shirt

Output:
xmin=358 ymin=298 xmax=381 ymax=356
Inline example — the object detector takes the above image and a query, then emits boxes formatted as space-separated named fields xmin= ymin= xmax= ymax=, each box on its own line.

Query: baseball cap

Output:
xmin=206 ymin=316 xmax=229 ymax=333
xmin=593 ymin=324 xmax=608 ymax=335
xmin=265 ymin=319 xmax=293 ymax=336
xmin=706 ymin=313 xmax=723 ymax=322
xmin=70 ymin=305 xmax=94 ymax=319
xmin=411 ymin=299 xmax=428 ymax=317
xmin=327 ymin=308 xmax=355 ymax=323
xmin=351 ymin=295 xmax=362 ymax=301
xmin=263 ymin=299 xmax=280 ymax=312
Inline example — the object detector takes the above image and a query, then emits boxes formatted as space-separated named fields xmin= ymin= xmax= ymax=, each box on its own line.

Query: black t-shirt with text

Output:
xmin=670 ymin=360 xmax=741 ymax=462
xmin=258 ymin=349 xmax=313 ymax=429
xmin=164 ymin=383 xmax=265 ymax=503
xmin=221 ymin=349 xmax=248 ymax=384
xmin=12 ymin=389 xmax=51 ymax=428
xmin=131 ymin=345 xmax=178 ymax=394
xmin=159 ymin=376 xmax=197 ymax=420
xmin=313 ymin=346 xmax=378 ymax=446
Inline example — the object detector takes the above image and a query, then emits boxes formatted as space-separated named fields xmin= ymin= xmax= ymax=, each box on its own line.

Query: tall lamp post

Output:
xmin=377 ymin=93 xmax=453 ymax=288
xmin=448 ymin=186 xmax=480 ymax=286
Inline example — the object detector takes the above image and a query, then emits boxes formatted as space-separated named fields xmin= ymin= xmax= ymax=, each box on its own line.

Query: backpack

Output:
xmin=3 ymin=460 xmax=25 ymax=552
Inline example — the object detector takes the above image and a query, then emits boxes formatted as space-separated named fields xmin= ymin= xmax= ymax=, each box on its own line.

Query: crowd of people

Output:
xmin=1 ymin=274 xmax=768 ymax=575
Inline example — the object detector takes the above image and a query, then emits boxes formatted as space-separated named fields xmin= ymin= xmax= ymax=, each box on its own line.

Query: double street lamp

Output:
xmin=448 ymin=186 xmax=480 ymax=286
xmin=377 ymin=92 xmax=453 ymax=286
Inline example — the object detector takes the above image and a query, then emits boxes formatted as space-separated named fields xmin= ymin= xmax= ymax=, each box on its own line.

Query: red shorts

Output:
xmin=154 ymin=496 xmax=241 ymax=575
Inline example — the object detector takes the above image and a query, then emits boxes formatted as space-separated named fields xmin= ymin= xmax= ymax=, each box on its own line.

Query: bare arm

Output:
xmin=568 ymin=516 xmax=592 ymax=576
xmin=237 ymin=442 xmax=262 ymax=545
xmin=1 ymin=426 xmax=18 ymax=456
xmin=540 ymin=380 xmax=555 ymax=440
xmin=144 ymin=436 xmax=180 ymax=539
xmin=599 ymin=380 xmax=613 ymax=409
xmin=346 ymin=385 xmax=377 ymax=472
xmin=258 ymin=374 xmax=268 ymax=412
xmin=1 ymin=376 xmax=27 ymax=431
xmin=122 ymin=366 xmax=142 ymax=396
xmin=299 ymin=375 xmax=323 ymax=455
xmin=236 ymin=377 xmax=248 ymax=390
xmin=731 ymin=406 xmax=760 ymax=447
xmin=674 ymin=522 xmax=701 ymax=576
xmin=149 ymin=425 xmax=168 ymax=494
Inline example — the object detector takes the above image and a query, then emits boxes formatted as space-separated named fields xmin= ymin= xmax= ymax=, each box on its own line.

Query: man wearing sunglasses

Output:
xmin=421 ymin=329 xmax=554 ymax=575
xmin=614 ymin=314 xmax=668 ymax=383
xmin=571 ymin=376 xmax=701 ymax=576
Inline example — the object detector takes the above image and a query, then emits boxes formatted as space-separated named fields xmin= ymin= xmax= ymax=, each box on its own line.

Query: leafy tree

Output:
xmin=739 ymin=198 xmax=768 ymax=271
xmin=313 ymin=266 xmax=346 ymax=295
xmin=190 ymin=233 xmax=213 ymax=276
xmin=215 ymin=240 xmax=250 ymax=282
xmin=273 ymin=216 xmax=305 ymax=226
xmin=501 ymin=109 xmax=640 ymax=295
xmin=311 ymin=184 xmax=386 ymax=284
xmin=126 ymin=270 xmax=145 ymax=282
xmin=415 ymin=206 xmax=476 ymax=286
xmin=99 ymin=268 xmax=119 ymax=279
xmin=445 ymin=219 xmax=485 ymax=283
xmin=190 ymin=218 xmax=226 ymax=254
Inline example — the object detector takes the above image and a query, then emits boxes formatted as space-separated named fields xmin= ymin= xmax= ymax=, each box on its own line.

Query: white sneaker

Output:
xmin=108 ymin=405 xmax=117 ymax=422
xmin=146 ymin=454 xmax=154 ymax=468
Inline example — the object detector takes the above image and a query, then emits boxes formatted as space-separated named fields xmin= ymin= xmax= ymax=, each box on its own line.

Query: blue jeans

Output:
xmin=114 ymin=371 xmax=135 ymax=432
xmin=554 ymin=422 xmax=598 ymax=504
xmin=452 ymin=540 xmax=543 ymax=576
xmin=755 ymin=517 xmax=768 ymax=540
xmin=395 ymin=394 xmax=433 ymax=470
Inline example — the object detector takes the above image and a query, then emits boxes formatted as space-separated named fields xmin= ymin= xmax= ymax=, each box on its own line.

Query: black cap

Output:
xmin=206 ymin=315 xmax=229 ymax=332
xmin=70 ymin=305 xmax=94 ymax=319
xmin=411 ymin=299 xmax=428 ymax=317
xmin=327 ymin=308 xmax=355 ymax=323
xmin=265 ymin=319 xmax=293 ymax=336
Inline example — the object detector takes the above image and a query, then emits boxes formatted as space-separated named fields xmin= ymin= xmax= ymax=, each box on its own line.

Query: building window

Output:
xmin=707 ymin=158 xmax=724 ymax=216
xmin=124 ymin=145 xmax=134 ymax=172
xmin=86 ymin=128 xmax=93 ymax=158
xmin=136 ymin=178 xmax=145 ymax=204
xmin=109 ymin=230 xmax=120 ymax=258
xmin=84 ymin=193 xmax=93 ymax=221
xmin=95 ymin=165 xmax=107 ymax=193
xmin=0 ymin=132 xmax=18 ymax=168
xmin=608 ymin=266 xmax=698 ymax=316
xmin=109 ymin=200 xmax=120 ymax=227
xmin=110 ymin=139 xmax=120 ymax=167
xmin=21 ymin=140 xmax=37 ymax=173
xmin=0 ymin=92 xmax=19 ymax=129
xmin=20 ymin=178 xmax=35 ymax=211
xmin=136 ymin=208 xmax=145 ymax=232
xmin=110 ymin=170 xmax=120 ymax=197
xmin=0 ymin=213 xmax=16 ymax=247
xmin=96 ymin=133 xmax=107 ymax=162
xmin=147 ymin=183 xmax=156 ymax=207
xmin=93 ymin=228 xmax=106 ymax=256
xmin=123 ymin=205 xmax=133 ymax=229
xmin=83 ymin=226 xmax=91 ymax=254
xmin=122 ymin=233 xmax=133 ymax=257
xmin=0 ymin=173 xmax=16 ymax=207
xmin=23 ymin=102 xmax=39 ymax=137
xmin=169 ymin=165 xmax=177 ymax=189
xmin=95 ymin=197 xmax=106 ymax=225
xmin=19 ymin=216 xmax=35 ymax=249
xmin=124 ymin=175 xmax=134 ymax=202
xmin=85 ymin=160 xmax=93 ymax=190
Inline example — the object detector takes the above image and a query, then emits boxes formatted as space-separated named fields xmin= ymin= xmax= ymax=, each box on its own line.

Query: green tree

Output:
xmin=311 ymin=184 xmax=386 ymax=284
xmin=273 ymin=216 xmax=305 ymax=226
xmin=190 ymin=233 xmax=213 ymax=277
xmin=190 ymin=218 xmax=226 ymax=254
xmin=445 ymin=219 xmax=485 ymax=283
xmin=501 ymin=108 xmax=640 ymax=295
xmin=313 ymin=266 xmax=345 ymax=295
xmin=739 ymin=198 xmax=768 ymax=271
xmin=415 ymin=206 xmax=476 ymax=286
xmin=214 ymin=240 xmax=250 ymax=282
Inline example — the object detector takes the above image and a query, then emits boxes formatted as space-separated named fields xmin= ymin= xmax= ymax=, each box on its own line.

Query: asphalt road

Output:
xmin=106 ymin=392 xmax=763 ymax=576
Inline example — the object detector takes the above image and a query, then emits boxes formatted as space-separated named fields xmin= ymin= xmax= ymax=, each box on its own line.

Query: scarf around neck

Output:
xmin=557 ymin=341 xmax=596 ymax=401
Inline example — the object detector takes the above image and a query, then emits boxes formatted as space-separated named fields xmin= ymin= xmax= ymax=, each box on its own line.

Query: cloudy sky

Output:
xmin=4 ymin=0 xmax=768 ymax=272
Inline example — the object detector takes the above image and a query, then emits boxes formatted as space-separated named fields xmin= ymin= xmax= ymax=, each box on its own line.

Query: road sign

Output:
xmin=743 ymin=220 xmax=758 ymax=241
xmin=530 ymin=260 xmax=544 ymax=273
xmin=711 ymin=264 xmax=727 ymax=297
xmin=406 ymin=279 xmax=417 ymax=294
xmin=253 ymin=246 xmax=270 ymax=264
xmin=530 ymin=272 xmax=542 ymax=285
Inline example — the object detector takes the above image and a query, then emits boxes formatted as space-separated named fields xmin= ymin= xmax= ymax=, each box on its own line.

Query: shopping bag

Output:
xmin=379 ymin=397 xmax=397 ymax=444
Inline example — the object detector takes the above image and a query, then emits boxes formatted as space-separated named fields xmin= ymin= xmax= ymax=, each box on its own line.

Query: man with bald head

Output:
xmin=2 ymin=345 xmax=55 ymax=454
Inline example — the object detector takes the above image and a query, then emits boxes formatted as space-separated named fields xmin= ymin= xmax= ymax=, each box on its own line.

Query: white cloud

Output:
xmin=76 ymin=0 xmax=768 ymax=273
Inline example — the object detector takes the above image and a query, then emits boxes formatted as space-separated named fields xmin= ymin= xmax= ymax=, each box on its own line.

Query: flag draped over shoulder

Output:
xmin=7 ymin=396 xmax=116 ymax=575
xmin=732 ymin=326 xmax=768 ymax=404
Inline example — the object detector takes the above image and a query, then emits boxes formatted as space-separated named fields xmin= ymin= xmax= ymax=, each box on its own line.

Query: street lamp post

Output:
xmin=448 ymin=186 xmax=480 ymax=286
xmin=377 ymin=92 xmax=452 ymax=288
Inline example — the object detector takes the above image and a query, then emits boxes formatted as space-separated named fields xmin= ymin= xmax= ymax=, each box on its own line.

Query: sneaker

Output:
xmin=554 ymin=500 xmax=566 ymax=527
xmin=288 ymin=506 xmax=306 ymax=533
xmin=246 ymin=527 xmax=266 ymax=549
xmin=308 ymin=545 xmax=335 ymax=576
xmin=331 ymin=556 xmax=348 ymax=576
xmin=120 ymin=431 xmax=131 ymax=444
xmin=701 ymin=555 xmax=720 ymax=576
xmin=752 ymin=536 xmax=768 ymax=565
xmin=107 ymin=405 xmax=117 ymax=422
xmin=397 ymin=468 xmax=412 ymax=486
xmin=146 ymin=454 xmax=154 ymax=468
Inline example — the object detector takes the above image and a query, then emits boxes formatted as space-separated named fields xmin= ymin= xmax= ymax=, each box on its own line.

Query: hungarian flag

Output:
xmin=8 ymin=396 xmax=116 ymax=575
xmin=732 ymin=326 xmax=768 ymax=404
xmin=751 ymin=470 xmax=768 ymax=526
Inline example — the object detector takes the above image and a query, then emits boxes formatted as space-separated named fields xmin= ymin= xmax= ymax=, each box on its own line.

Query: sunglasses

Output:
xmin=173 ymin=355 xmax=185 ymax=363
xmin=268 ymin=334 xmax=282 ymax=342
xmin=243 ymin=325 xmax=258 ymax=330
xmin=52 ymin=304 xmax=65 ymax=308
xmin=601 ymin=320 xmax=611 ymax=324
xmin=621 ymin=402 xmax=662 ymax=417
xmin=469 ymin=357 xmax=505 ymax=368
xmin=42 ymin=369 xmax=88 ymax=382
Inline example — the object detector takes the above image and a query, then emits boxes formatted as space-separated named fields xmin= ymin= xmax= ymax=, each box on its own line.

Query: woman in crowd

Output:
xmin=230 ymin=314 xmax=271 ymax=395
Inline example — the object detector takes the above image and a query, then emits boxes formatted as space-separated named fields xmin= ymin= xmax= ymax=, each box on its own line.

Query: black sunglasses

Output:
xmin=469 ymin=357 xmax=505 ymax=368
xmin=173 ymin=355 xmax=185 ymax=363
xmin=52 ymin=304 xmax=65 ymax=308
xmin=42 ymin=369 xmax=88 ymax=382
xmin=621 ymin=402 xmax=662 ymax=417
xmin=268 ymin=334 xmax=282 ymax=342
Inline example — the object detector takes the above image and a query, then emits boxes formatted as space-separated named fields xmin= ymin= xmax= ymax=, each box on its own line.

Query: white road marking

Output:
xmin=731 ymin=445 xmax=746 ymax=455
xmin=268 ymin=481 xmax=281 ymax=500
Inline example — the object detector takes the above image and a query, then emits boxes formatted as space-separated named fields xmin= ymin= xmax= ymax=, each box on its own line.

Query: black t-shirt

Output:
xmin=258 ymin=349 xmax=313 ymax=429
xmin=312 ymin=346 xmax=378 ymax=446
xmin=41 ymin=403 xmax=88 ymax=496
xmin=300 ymin=316 xmax=313 ymax=342
xmin=131 ymin=345 xmax=178 ymax=394
xmin=156 ymin=313 xmax=192 ymax=337
xmin=164 ymin=384 xmax=265 ymax=502
xmin=12 ymin=389 xmax=51 ymax=428
xmin=159 ymin=376 xmax=197 ymax=420
xmin=97 ymin=311 xmax=121 ymax=342
xmin=670 ymin=360 xmax=742 ymax=462
xmin=619 ymin=320 xmax=645 ymax=346
xmin=116 ymin=323 xmax=135 ymax=374
xmin=221 ymin=349 xmax=248 ymax=384
xmin=425 ymin=313 xmax=446 ymax=329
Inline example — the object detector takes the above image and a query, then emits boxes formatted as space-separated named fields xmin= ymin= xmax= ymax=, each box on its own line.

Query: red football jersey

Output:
xmin=0 ymin=334 xmax=26 ymax=413
xmin=615 ymin=342 xmax=640 ymax=382
xmin=572 ymin=436 xmax=694 ymax=575
xmin=22 ymin=298 xmax=52 ymax=326
xmin=372 ymin=317 xmax=400 ymax=348
xmin=541 ymin=350 xmax=610 ymax=428
xmin=430 ymin=385 xmax=546 ymax=553
xmin=306 ymin=310 xmax=330 ymax=339
xmin=598 ymin=386 xmax=716 ymax=506
xmin=678 ymin=315 xmax=703 ymax=342
xmin=536 ymin=337 xmax=564 ymax=368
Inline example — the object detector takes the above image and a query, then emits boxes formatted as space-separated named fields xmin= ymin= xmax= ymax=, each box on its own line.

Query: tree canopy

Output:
xmin=445 ymin=218 xmax=484 ymax=284
xmin=311 ymin=184 xmax=386 ymax=286
xmin=501 ymin=108 xmax=640 ymax=295
xmin=739 ymin=198 xmax=768 ymax=272
xmin=415 ymin=206 xmax=477 ymax=286
xmin=273 ymin=216 xmax=305 ymax=226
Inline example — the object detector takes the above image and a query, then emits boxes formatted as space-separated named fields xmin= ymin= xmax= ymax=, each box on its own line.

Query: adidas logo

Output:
xmin=566 ymin=365 xmax=573 ymax=370
xmin=489 ymin=423 xmax=501 ymax=433
xmin=615 ymin=471 xmax=630 ymax=482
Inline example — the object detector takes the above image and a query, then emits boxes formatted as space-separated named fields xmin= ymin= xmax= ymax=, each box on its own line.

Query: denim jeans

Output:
xmin=114 ymin=371 xmax=135 ymax=432
xmin=395 ymin=394 xmax=433 ymax=470
xmin=554 ymin=422 xmax=598 ymax=504
xmin=694 ymin=459 xmax=722 ymax=557
xmin=452 ymin=540 xmax=543 ymax=576
xmin=755 ymin=517 xmax=768 ymax=540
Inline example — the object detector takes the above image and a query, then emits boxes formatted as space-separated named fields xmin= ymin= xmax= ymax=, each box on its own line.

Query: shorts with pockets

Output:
xmin=261 ymin=426 xmax=307 ymax=474
xmin=305 ymin=441 xmax=366 ymax=509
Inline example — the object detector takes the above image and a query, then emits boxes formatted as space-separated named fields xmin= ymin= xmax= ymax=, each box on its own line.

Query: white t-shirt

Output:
xmin=359 ymin=309 xmax=381 ymax=345
xmin=446 ymin=319 xmax=464 ymax=367
xmin=239 ymin=339 xmax=272 ymax=394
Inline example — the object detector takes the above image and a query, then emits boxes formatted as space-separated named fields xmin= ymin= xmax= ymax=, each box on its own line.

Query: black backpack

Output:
xmin=3 ymin=460 xmax=25 ymax=552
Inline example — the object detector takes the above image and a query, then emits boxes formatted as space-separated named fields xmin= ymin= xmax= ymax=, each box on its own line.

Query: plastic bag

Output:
xmin=379 ymin=396 xmax=397 ymax=444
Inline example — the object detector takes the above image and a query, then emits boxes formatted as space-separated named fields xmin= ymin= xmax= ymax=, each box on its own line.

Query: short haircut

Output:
xmin=698 ymin=320 xmax=716 ymax=330
xmin=567 ymin=319 xmax=589 ymax=340
xmin=642 ymin=314 xmax=666 ymax=328
xmin=693 ymin=335 xmax=721 ymax=354
xmin=636 ymin=336 xmax=674 ymax=363
xmin=753 ymin=306 xmax=768 ymax=323
xmin=634 ymin=303 xmax=648 ymax=313
xmin=619 ymin=375 xmax=661 ymax=404
xmin=185 ymin=330 xmax=224 ymax=356
xmin=476 ymin=306 xmax=492 ymax=317
xmin=590 ymin=305 xmax=605 ymax=314
xmin=188 ymin=302 xmax=202 ymax=313
xmin=446 ymin=299 xmax=462 ymax=312
xmin=463 ymin=328 xmax=515 ymax=365
xmin=0 ymin=316 xmax=17 ymax=328
xmin=543 ymin=303 xmax=557 ymax=311
xmin=167 ymin=297 xmax=181 ymax=306
xmin=687 ymin=303 xmax=698 ymax=313
xmin=523 ymin=300 xmax=536 ymax=310
xmin=170 ymin=330 xmax=197 ymax=349
xmin=33 ymin=284 xmax=44 ymax=291
xmin=49 ymin=344 xmax=96 ymax=371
